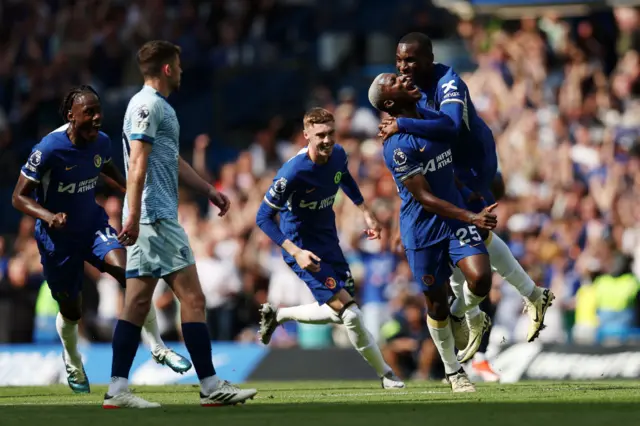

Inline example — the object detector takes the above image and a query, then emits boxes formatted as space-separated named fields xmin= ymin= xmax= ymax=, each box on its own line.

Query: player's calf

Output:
xmin=423 ymin=286 xmax=465 ymax=386
xmin=56 ymin=297 xmax=90 ymax=393
xmin=329 ymin=291 xmax=405 ymax=388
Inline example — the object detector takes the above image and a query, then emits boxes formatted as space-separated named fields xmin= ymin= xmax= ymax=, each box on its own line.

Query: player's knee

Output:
xmin=340 ymin=303 xmax=365 ymax=332
xmin=467 ymin=270 xmax=492 ymax=297
xmin=59 ymin=306 xmax=82 ymax=322
xmin=126 ymin=294 xmax=153 ymax=318
xmin=426 ymin=301 xmax=449 ymax=322
xmin=180 ymin=288 xmax=206 ymax=314
xmin=58 ymin=299 xmax=82 ymax=322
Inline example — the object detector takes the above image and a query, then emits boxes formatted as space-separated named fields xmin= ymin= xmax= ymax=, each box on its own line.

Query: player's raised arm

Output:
xmin=12 ymin=146 xmax=66 ymax=228
xmin=177 ymin=156 xmax=230 ymax=216
xmin=388 ymin=106 xmax=456 ymax=142
xmin=255 ymin=171 xmax=321 ymax=272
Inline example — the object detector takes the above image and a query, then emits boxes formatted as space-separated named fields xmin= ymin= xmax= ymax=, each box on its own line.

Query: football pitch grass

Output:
xmin=0 ymin=381 xmax=639 ymax=426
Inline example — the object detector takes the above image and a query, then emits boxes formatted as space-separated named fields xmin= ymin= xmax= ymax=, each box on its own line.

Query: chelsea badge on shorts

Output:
xmin=325 ymin=277 xmax=337 ymax=289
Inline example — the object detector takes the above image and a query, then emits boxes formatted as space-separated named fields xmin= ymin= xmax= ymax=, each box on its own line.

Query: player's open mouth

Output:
xmin=399 ymin=75 xmax=419 ymax=95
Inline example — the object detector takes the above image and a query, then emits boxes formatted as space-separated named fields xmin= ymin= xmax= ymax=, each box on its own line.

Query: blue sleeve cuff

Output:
xmin=130 ymin=133 xmax=154 ymax=144
xmin=396 ymin=118 xmax=407 ymax=133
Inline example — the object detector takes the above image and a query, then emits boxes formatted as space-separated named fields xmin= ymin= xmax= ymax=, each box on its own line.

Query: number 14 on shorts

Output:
xmin=96 ymin=227 xmax=117 ymax=242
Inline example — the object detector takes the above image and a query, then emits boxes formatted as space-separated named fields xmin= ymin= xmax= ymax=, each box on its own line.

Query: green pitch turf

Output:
xmin=0 ymin=381 xmax=638 ymax=426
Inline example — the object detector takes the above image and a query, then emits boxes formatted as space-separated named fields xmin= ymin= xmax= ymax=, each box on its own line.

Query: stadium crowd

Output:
xmin=2 ymin=1 xmax=640 ymax=379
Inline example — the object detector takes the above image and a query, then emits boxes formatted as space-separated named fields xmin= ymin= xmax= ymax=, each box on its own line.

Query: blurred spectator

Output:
xmin=2 ymin=2 xmax=640 ymax=357
xmin=380 ymin=296 xmax=437 ymax=380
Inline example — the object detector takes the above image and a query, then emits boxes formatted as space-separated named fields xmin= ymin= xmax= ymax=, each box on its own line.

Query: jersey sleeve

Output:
xmin=385 ymin=135 xmax=423 ymax=183
xmin=21 ymin=141 xmax=54 ymax=183
xmin=263 ymin=166 xmax=298 ymax=210
xmin=130 ymin=99 xmax=163 ymax=144
xmin=102 ymin=133 xmax=113 ymax=164
xmin=395 ymin=107 xmax=456 ymax=142
xmin=338 ymin=147 xmax=364 ymax=205
xmin=436 ymin=71 xmax=470 ymax=131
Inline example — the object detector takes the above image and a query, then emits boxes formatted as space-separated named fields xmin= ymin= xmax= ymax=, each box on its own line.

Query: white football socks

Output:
xmin=141 ymin=305 xmax=165 ymax=353
xmin=341 ymin=305 xmax=391 ymax=377
xmin=485 ymin=232 xmax=536 ymax=298
xmin=463 ymin=282 xmax=486 ymax=312
xmin=426 ymin=316 xmax=461 ymax=374
xmin=108 ymin=377 xmax=129 ymax=396
xmin=276 ymin=303 xmax=342 ymax=325
xmin=56 ymin=313 xmax=82 ymax=366
xmin=200 ymin=374 xmax=221 ymax=395
xmin=450 ymin=268 xmax=482 ymax=319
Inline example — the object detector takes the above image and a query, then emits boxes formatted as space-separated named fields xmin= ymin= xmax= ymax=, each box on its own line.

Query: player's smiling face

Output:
xmin=396 ymin=42 xmax=433 ymax=88
xmin=69 ymin=93 xmax=102 ymax=143
xmin=379 ymin=73 xmax=422 ymax=111
xmin=305 ymin=122 xmax=336 ymax=162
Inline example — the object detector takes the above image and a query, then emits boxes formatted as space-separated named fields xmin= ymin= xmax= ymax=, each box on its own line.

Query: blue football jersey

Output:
xmin=383 ymin=133 xmax=468 ymax=250
xmin=21 ymin=124 xmax=111 ymax=241
xmin=417 ymin=63 xmax=498 ymax=177
xmin=263 ymin=144 xmax=354 ymax=264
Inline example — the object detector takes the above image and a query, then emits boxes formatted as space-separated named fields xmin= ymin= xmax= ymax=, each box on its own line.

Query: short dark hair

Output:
xmin=59 ymin=85 xmax=100 ymax=123
xmin=398 ymin=32 xmax=433 ymax=54
xmin=137 ymin=40 xmax=181 ymax=78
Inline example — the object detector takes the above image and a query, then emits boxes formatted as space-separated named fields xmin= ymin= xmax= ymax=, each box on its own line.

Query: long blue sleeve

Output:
xmin=256 ymin=201 xmax=287 ymax=246
xmin=396 ymin=107 xmax=457 ymax=142
xmin=339 ymin=170 xmax=364 ymax=205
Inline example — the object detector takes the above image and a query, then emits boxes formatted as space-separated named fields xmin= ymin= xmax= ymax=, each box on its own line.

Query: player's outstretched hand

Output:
xmin=118 ymin=216 xmax=140 ymax=246
xmin=209 ymin=190 xmax=231 ymax=217
xmin=294 ymin=250 xmax=321 ymax=273
xmin=378 ymin=117 xmax=399 ymax=140
xmin=362 ymin=211 xmax=382 ymax=240
xmin=48 ymin=212 xmax=67 ymax=229
xmin=471 ymin=203 xmax=498 ymax=230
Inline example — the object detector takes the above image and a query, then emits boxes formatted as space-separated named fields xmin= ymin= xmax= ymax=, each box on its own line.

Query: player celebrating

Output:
xmin=11 ymin=85 xmax=191 ymax=395
xmin=379 ymin=32 xmax=555 ymax=344
xmin=256 ymin=107 xmax=405 ymax=389
xmin=369 ymin=73 xmax=499 ymax=392
xmin=104 ymin=41 xmax=256 ymax=409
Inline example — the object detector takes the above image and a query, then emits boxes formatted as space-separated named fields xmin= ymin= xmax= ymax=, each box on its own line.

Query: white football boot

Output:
xmin=103 ymin=391 xmax=161 ymax=409
xmin=200 ymin=380 xmax=258 ymax=407
xmin=523 ymin=287 xmax=555 ymax=342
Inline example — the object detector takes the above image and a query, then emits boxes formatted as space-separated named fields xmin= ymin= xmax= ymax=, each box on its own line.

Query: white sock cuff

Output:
xmin=57 ymin=313 xmax=78 ymax=325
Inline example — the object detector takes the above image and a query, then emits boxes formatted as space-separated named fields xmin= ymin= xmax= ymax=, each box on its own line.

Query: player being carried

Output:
xmin=369 ymin=72 xmax=499 ymax=392
xmin=256 ymin=107 xmax=405 ymax=389
xmin=379 ymin=32 xmax=555 ymax=347
xmin=104 ymin=40 xmax=256 ymax=409
xmin=12 ymin=85 xmax=191 ymax=395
